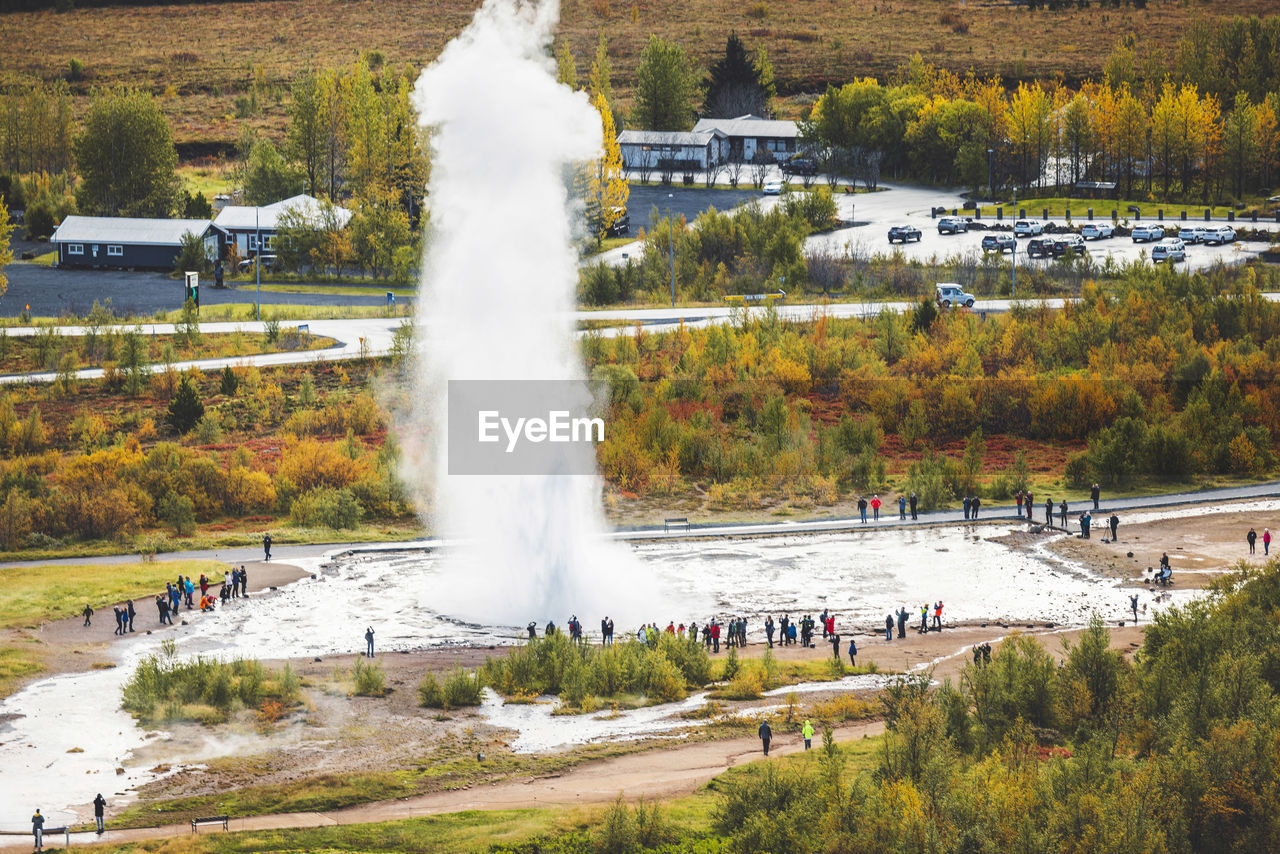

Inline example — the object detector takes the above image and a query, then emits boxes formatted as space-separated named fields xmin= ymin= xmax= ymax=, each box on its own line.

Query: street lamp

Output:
xmin=986 ymin=148 xmax=994 ymax=202
xmin=255 ymin=206 xmax=261 ymax=322
xmin=666 ymin=193 xmax=676 ymax=308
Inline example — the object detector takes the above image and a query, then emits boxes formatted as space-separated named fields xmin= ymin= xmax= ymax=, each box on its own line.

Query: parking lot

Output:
xmin=808 ymin=185 xmax=1280 ymax=273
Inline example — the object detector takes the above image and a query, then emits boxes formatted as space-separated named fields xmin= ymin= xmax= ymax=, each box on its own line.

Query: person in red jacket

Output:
xmin=870 ymin=495 xmax=882 ymax=521
xmin=711 ymin=621 xmax=721 ymax=653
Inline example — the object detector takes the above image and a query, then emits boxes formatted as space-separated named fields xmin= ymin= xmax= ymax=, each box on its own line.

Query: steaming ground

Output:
xmin=0 ymin=522 xmax=1197 ymax=826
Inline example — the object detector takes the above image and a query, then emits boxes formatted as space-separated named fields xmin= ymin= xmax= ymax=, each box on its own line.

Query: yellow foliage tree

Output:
xmin=585 ymin=90 xmax=628 ymax=248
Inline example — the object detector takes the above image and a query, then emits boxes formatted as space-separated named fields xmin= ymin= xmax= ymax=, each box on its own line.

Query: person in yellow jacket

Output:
xmin=802 ymin=719 xmax=814 ymax=750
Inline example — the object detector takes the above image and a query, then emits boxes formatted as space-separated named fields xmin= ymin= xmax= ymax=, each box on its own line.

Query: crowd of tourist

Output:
xmin=82 ymin=567 xmax=252 ymax=636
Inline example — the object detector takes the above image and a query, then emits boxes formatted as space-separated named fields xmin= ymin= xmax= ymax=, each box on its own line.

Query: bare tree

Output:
xmin=805 ymin=244 xmax=848 ymax=295
xmin=635 ymin=151 xmax=655 ymax=185
xmin=750 ymin=149 xmax=772 ymax=189
xmin=727 ymin=158 xmax=744 ymax=188
xmin=659 ymin=147 xmax=675 ymax=185
xmin=704 ymin=159 xmax=725 ymax=188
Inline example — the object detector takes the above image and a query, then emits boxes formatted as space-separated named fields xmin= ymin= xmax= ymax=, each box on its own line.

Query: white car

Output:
xmin=1013 ymin=220 xmax=1044 ymax=236
xmin=935 ymin=283 xmax=975 ymax=308
xmin=937 ymin=216 xmax=969 ymax=234
xmin=1178 ymin=225 xmax=1209 ymax=244
xmin=762 ymin=178 xmax=783 ymax=195
xmin=1081 ymin=223 xmax=1113 ymax=240
xmin=1204 ymin=225 xmax=1236 ymax=245
xmin=1151 ymin=238 xmax=1186 ymax=262
xmin=1131 ymin=224 xmax=1165 ymax=243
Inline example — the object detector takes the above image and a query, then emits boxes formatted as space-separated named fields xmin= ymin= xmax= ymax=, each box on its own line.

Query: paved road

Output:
xmin=0 ymin=265 xmax=400 ymax=319
xmin=4 ymin=480 xmax=1275 ymax=570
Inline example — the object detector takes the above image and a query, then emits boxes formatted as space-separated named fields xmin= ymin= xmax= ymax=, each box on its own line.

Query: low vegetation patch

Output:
xmin=121 ymin=642 xmax=300 ymax=726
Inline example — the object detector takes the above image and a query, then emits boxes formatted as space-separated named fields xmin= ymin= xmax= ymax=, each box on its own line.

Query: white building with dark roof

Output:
xmin=692 ymin=114 xmax=799 ymax=162
xmin=617 ymin=129 xmax=728 ymax=171
xmin=51 ymin=216 xmax=224 ymax=270
xmin=213 ymin=194 xmax=352 ymax=258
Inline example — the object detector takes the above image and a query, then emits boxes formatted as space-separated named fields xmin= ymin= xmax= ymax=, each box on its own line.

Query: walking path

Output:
xmin=0 ymin=720 xmax=885 ymax=850
xmin=3 ymin=480 xmax=1276 ymax=570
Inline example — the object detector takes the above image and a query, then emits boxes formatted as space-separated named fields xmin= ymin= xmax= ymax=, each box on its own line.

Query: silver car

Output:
xmin=1204 ymin=225 xmax=1236 ymax=245
xmin=1131 ymin=224 xmax=1165 ymax=243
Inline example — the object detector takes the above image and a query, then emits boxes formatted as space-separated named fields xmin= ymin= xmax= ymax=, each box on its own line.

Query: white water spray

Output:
xmin=408 ymin=0 xmax=658 ymax=626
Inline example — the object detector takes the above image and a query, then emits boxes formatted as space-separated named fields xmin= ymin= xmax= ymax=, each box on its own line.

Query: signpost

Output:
xmin=184 ymin=271 xmax=200 ymax=312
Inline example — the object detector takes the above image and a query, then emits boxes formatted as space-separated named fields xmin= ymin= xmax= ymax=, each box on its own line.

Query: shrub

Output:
xmin=352 ymin=656 xmax=385 ymax=696
xmin=219 ymin=365 xmax=239 ymax=396
xmin=289 ymin=486 xmax=364 ymax=529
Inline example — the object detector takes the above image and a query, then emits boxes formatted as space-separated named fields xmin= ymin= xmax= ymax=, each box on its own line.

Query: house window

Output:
xmin=262 ymin=235 xmax=275 ymax=250
xmin=248 ymin=234 xmax=258 ymax=250
xmin=67 ymin=244 xmax=83 ymax=255
xmin=107 ymin=245 xmax=123 ymax=257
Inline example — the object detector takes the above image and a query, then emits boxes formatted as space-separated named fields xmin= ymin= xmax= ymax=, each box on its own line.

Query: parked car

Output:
xmin=888 ymin=225 xmax=922 ymax=243
xmin=1026 ymin=237 xmax=1061 ymax=258
xmin=1054 ymin=234 xmax=1087 ymax=256
xmin=1081 ymin=222 xmax=1114 ymax=240
xmin=1131 ymin=224 xmax=1165 ymax=243
xmin=604 ymin=209 xmax=630 ymax=238
xmin=938 ymin=216 xmax=969 ymax=234
xmin=935 ymin=283 xmax=976 ymax=308
xmin=1012 ymin=220 xmax=1045 ymax=236
xmin=1151 ymin=238 xmax=1187 ymax=262
xmin=780 ymin=157 xmax=817 ymax=176
xmin=762 ymin=178 xmax=783 ymax=195
xmin=980 ymin=234 xmax=1015 ymax=253
xmin=1204 ymin=225 xmax=1236 ymax=245
xmin=1177 ymin=225 xmax=1210 ymax=244
xmin=237 ymin=254 xmax=278 ymax=273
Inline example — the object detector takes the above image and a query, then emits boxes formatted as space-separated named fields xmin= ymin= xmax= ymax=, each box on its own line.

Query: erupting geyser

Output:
xmin=408 ymin=0 xmax=658 ymax=625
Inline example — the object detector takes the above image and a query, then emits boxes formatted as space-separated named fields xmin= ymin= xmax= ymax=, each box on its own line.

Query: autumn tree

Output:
xmin=633 ymin=36 xmax=696 ymax=131
xmin=1223 ymin=92 xmax=1259 ymax=198
xmin=75 ymin=88 xmax=178 ymax=216
xmin=555 ymin=39 xmax=578 ymax=88
xmin=584 ymin=91 xmax=629 ymax=247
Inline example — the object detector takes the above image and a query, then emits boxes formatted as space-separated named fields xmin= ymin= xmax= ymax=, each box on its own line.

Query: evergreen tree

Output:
xmin=703 ymin=34 xmax=770 ymax=118
xmin=219 ymin=365 xmax=238 ymax=396
xmin=167 ymin=375 xmax=205 ymax=434
xmin=633 ymin=36 xmax=697 ymax=131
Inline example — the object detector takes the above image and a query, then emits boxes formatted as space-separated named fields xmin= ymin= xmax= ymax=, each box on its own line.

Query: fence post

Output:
xmin=1204 ymin=208 xmax=1211 ymax=221
xmin=975 ymin=205 xmax=981 ymax=220
xmin=1042 ymin=208 xmax=1048 ymax=220
xmin=1251 ymin=211 xmax=1257 ymax=223
xmin=1228 ymin=210 xmax=1235 ymax=222
xmin=1088 ymin=208 xmax=1093 ymax=220
xmin=1020 ymin=208 xmax=1026 ymax=218
xmin=1112 ymin=209 xmax=1118 ymax=221
xmin=1181 ymin=210 xmax=1187 ymax=221
xmin=997 ymin=207 xmax=1003 ymax=221
xmin=1157 ymin=209 xmax=1163 ymax=221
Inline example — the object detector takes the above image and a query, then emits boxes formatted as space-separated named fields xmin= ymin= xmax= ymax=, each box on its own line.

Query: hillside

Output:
xmin=1 ymin=0 xmax=1274 ymax=150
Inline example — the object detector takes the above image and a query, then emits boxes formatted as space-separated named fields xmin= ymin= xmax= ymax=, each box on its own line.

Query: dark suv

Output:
xmin=1026 ymin=237 xmax=1062 ymax=258
xmin=781 ymin=158 xmax=817 ymax=176
xmin=980 ymin=234 xmax=1014 ymax=253
xmin=888 ymin=225 xmax=922 ymax=244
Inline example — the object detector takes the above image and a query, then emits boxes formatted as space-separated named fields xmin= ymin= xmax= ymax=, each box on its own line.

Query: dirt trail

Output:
xmin=0 ymin=720 xmax=885 ymax=851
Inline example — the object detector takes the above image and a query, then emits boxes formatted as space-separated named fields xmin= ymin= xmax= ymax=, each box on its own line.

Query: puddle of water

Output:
xmin=478 ymin=688 xmax=706 ymax=752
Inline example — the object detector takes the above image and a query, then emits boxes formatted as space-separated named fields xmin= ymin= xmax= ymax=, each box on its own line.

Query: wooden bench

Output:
xmin=191 ymin=815 xmax=229 ymax=833
xmin=664 ymin=517 xmax=690 ymax=532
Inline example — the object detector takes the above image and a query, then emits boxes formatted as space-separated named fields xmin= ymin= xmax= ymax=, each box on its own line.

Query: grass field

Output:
xmin=0 ymin=558 xmax=228 ymax=697
xmin=994 ymin=197 xmax=1274 ymax=221
xmin=0 ymin=330 xmax=336 ymax=373
xmin=0 ymin=0 xmax=1272 ymax=148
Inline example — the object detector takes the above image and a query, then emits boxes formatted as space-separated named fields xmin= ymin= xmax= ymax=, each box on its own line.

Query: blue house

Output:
xmin=51 ymin=216 xmax=224 ymax=270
